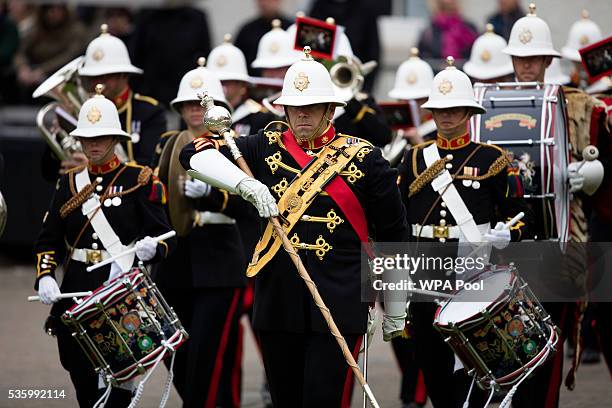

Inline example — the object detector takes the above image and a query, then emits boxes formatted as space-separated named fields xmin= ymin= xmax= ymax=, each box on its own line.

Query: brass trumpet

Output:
xmin=32 ymin=56 xmax=87 ymax=161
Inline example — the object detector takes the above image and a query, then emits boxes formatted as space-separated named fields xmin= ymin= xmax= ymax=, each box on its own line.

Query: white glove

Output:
xmin=382 ymin=313 xmax=406 ymax=342
xmin=107 ymin=262 xmax=124 ymax=283
xmin=184 ymin=178 xmax=211 ymax=199
xmin=236 ymin=177 xmax=279 ymax=218
xmin=483 ymin=221 xmax=511 ymax=249
xmin=38 ymin=276 xmax=61 ymax=305
xmin=567 ymin=162 xmax=585 ymax=193
xmin=135 ymin=236 xmax=157 ymax=261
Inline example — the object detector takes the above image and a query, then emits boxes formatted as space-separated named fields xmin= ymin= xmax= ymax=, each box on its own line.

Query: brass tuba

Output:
xmin=329 ymin=56 xmax=377 ymax=98
xmin=33 ymin=56 xmax=87 ymax=161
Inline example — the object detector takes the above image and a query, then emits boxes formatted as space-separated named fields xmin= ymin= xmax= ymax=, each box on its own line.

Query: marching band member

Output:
xmin=390 ymin=57 xmax=532 ymax=407
xmin=180 ymin=46 xmax=407 ymax=407
xmin=153 ymin=60 xmax=250 ymax=408
xmin=388 ymin=47 xmax=437 ymax=146
xmin=78 ymin=24 xmax=167 ymax=166
xmin=561 ymin=10 xmax=603 ymax=90
xmin=33 ymin=86 xmax=175 ymax=407
xmin=463 ymin=24 xmax=515 ymax=83
xmin=502 ymin=4 xmax=609 ymax=406
xmin=324 ymin=19 xmax=392 ymax=147
xmin=251 ymin=18 xmax=301 ymax=81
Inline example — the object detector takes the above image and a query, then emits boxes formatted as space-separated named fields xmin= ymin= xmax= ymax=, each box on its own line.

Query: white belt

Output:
xmin=412 ymin=223 xmax=490 ymax=239
xmin=70 ymin=248 xmax=112 ymax=264
xmin=194 ymin=211 xmax=236 ymax=226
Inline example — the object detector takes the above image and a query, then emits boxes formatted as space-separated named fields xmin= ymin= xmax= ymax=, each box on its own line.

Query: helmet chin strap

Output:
xmin=285 ymin=104 xmax=333 ymax=143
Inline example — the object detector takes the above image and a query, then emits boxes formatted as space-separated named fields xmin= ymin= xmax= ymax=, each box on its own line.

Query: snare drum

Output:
xmin=434 ymin=265 xmax=558 ymax=389
xmin=471 ymin=83 xmax=570 ymax=241
xmin=61 ymin=266 xmax=187 ymax=385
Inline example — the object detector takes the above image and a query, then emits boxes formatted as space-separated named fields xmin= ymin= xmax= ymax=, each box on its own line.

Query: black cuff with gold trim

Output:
xmin=34 ymin=250 xmax=58 ymax=290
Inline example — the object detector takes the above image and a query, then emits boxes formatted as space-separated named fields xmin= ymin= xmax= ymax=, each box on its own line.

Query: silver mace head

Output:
xmin=199 ymin=92 xmax=232 ymax=135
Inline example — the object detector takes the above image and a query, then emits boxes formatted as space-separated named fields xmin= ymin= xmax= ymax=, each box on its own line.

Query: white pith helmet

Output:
xmin=464 ymin=24 xmax=514 ymax=80
xmin=502 ymin=4 xmax=560 ymax=58
xmin=421 ymin=56 xmax=486 ymax=114
xmin=252 ymin=19 xmax=300 ymax=69
xmin=388 ymin=48 xmax=434 ymax=100
xmin=561 ymin=10 xmax=603 ymax=62
xmin=70 ymin=84 xmax=131 ymax=139
xmin=170 ymin=57 xmax=230 ymax=112
xmin=79 ymin=24 xmax=143 ymax=77
xmin=274 ymin=47 xmax=346 ymax=107
xmin=207 ymin=34 xmax=252 ymax=83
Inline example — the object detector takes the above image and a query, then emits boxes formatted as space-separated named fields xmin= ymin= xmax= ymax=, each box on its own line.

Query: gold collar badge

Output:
xmin=87 ymin=106 xmax=102 ymax=124
xmin=294 ymin=72 xmax=310 ymax=92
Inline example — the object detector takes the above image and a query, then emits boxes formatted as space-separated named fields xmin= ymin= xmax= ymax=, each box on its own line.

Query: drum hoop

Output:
xmin=66 ymin=271 xmax=145 ymax=319
xmin=434 ymin=268 xmax=518 ymax=327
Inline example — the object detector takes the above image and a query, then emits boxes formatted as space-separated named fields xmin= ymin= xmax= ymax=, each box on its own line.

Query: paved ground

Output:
xmin=1 ymin=257 xmax=610 ymax=408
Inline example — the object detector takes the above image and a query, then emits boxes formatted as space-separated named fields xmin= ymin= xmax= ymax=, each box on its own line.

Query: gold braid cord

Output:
xmin=408 ymin=151 xmax=509 ymax=197
xmin=408 ymin=157 xmax=448 ymax=197
xmin=60 ymin=180 xmax=98 ymax=219
xmin=60 ymin=166 xmax=152 ymax=218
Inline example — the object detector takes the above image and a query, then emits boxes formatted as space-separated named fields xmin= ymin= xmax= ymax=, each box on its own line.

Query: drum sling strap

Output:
xmin=75 ymin=167 xmax=135 ymax=272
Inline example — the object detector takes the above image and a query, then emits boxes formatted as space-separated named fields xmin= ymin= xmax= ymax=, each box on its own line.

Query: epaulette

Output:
xmin=134 ymin=93 xmax=159 ymax=106
xmin=65 ymin=164 xmax=87 ymax=174
xmin=411 ymin=140 xmax=435 ymax=178
xmin=477 ymin=141 xmax=506 ymax=156
xmin=411 ymin=140 xmax=435 ymax=150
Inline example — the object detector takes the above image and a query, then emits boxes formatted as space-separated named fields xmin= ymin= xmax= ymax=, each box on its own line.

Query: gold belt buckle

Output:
xmin=433 ymin=225 xmax=449 ymax=239
xmin=87 ymin=249 xmax=102 ymax=264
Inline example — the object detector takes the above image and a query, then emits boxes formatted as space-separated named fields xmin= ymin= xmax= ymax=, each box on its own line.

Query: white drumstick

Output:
xmin=504 ymin=212 xmax=525 ymax=229
xmin=28 ymin=291 xmax=92 ymax=302
xmin=85 ymin=230 xmax=176 ymax=272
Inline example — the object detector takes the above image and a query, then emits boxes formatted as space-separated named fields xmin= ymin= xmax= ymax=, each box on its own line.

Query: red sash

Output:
xmin=282 ymin=129 xmax=369 ymax=244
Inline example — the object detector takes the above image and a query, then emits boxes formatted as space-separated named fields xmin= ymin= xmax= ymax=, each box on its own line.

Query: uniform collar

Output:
xmin=88 ymin=155 xmax=122 ymax=175
xmin=115 ymin=87 xmax=131 ymax=112
xmin=436 ymin=132 xmax=471 ymax=150
xmin=295 ymin=123 xmax=336 ymax=150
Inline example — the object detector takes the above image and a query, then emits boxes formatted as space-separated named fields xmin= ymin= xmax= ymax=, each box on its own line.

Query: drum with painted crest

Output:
xmin=471 ymin=83 xmax=570 ymax=241
xmin=433 ymin=265 xmax=559 ymax=390
xmin=61 ymin=266 xmax=187 ymax=385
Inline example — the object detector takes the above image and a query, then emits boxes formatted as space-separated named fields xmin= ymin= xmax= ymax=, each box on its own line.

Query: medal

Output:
xmin=103 ymin=198 xmax=112 ymax=207
xmin=112 ymin=196 xmax=122 ymax=206
xmin=462 ymin=179 xmax=472 ymax=187
xmin=472 ymin=181 xmax=481 ymax=190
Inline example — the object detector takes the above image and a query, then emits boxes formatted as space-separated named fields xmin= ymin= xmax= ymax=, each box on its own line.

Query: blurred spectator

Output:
xmin=235 ymin=0 xmax=291 ymax=77
xmin=309 ymin=0 xmax=382 ymax=92
xmin=7 ymin=0 xmax=36 ymax=39
xmin=487 ymin=0 xmax=524 ymax=41
xmin=417 ymin=0 xmax=477 ymax=68
xmin=0 ymin=2 xmax=19 ymax=104
xmin=13 ymin=4 xmax=86 ymax=101
xmin=129 ymin=2 xmax=211 ymax=107
xmin=105 ymin=7 xmax=135 ymax=46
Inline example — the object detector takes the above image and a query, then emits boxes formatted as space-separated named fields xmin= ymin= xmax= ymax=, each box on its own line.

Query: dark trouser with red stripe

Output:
xmin=258 ymin=330 xmax=361 ymax=408
xmin=410 ymin=302 xmax=488 ymax=408
xmin=391 ymin=335 xmax=427 ymax=406
xmin=512 ymin=302 xmax=570 ymax=408
xmin=183 ymin=287 xmax=244 ymax=408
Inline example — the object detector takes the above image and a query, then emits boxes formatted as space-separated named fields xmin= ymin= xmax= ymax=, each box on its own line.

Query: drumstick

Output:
xmin=28 ymin=291 xmax=92 ymax=302
xmin=504 ymin=212 xmax=525 ymax=229
xmin=85 ymin=230 xmax=176 ymax=272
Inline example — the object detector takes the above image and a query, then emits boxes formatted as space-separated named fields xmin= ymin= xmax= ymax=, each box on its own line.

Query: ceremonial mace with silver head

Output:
xmin=196 ymin=92 xmax=381 ymax=408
